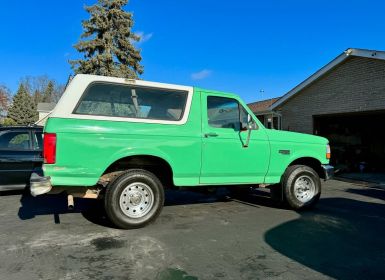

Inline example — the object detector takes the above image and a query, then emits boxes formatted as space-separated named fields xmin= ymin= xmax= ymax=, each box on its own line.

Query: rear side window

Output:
xmin=74 ymin=83 xmax=188 ymax=121
xmin=0 ymin=131 xmax=31 ymax=150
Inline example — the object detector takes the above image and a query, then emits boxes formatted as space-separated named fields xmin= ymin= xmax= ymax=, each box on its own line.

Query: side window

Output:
xmin=0 ymin=131 xmax=31 ymax=150
xmin=74 ymin=83 xmax=188 ymax=121
xmin=33 ymin=132 xmax=43 ymax=150
xmin=207 ymin=96 xmax=241 ymax=130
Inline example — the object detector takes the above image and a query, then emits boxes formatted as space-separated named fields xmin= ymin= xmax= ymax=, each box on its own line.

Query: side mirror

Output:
xmin=247 ymin=114 xmax=257 ymax=130
xmin=241 ymin=114 xmax=257 ymax=131
xmin=243 ymin=114 xmax=256 ymax=148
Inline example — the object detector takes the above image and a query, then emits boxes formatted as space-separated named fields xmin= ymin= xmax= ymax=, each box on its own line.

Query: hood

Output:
xmin=264 ymin=129 xmax=328 ymax=145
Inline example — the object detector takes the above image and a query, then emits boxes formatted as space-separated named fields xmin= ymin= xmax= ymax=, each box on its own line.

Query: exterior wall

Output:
xmin=276 ymin=57 xmax=385 ymax=133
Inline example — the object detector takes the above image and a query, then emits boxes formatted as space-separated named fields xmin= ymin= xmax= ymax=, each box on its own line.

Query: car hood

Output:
xmin=264 ymin=129 xmax=328 ymax=145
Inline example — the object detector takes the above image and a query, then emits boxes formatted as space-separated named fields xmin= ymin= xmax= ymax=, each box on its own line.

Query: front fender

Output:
xmin=265 ymin=142 xmax=328 ymax=184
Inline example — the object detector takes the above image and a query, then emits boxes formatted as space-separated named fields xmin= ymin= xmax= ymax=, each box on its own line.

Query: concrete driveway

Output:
xmin=0 ymin=179 xmax=384 ymax=280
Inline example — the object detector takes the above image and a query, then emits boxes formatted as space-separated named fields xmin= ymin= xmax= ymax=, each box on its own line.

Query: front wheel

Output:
xmin=104 ymin=169 xmax=165 ymax=229
xmin=277 ymin=165 xmax=321 ymax=209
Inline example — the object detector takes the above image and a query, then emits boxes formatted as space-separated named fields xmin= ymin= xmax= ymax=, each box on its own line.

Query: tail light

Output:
xmin=43 ymin=133 xmax=56 ymax=164
xmin=326 ymin=144 xmax=331 ymax=159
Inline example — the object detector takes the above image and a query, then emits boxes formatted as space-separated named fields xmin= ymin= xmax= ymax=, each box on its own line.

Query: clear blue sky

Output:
xmin=1 ymin=0 xmax=384 ymax=103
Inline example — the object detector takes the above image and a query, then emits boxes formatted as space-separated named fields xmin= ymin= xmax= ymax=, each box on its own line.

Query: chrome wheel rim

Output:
xmin=119 ymin=182 xmax=154 ymax=218
xmin=294 ymin=175 xmax=316 ymax=203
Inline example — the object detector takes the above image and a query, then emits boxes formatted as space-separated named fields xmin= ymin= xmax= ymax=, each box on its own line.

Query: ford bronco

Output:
xmin=31 ymin=74 xmax=333 ymax=229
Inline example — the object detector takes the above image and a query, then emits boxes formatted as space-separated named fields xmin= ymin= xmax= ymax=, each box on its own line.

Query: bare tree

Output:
xmin=0 ymin=85 xmax=11 ymax=120
xmin=20 ymin=76 xmax=64 ymax=104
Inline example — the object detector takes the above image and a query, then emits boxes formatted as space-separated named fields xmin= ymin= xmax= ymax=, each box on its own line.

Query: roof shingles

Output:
xmin=247 ymin=97 xmax=280 ymax=113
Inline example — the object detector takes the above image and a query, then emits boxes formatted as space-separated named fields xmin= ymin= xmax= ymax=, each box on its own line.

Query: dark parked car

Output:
xmin=0 ymin=126 xmax=43 ymax=191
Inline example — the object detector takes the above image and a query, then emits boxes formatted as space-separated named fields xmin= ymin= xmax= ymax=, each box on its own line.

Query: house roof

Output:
xmin=270 ymin=48 xmax=385 ymax=110
xmin=37 ymin=102 xmax=56 ymax=112
xmin=248 ymin=97 xmax=280 ymax=113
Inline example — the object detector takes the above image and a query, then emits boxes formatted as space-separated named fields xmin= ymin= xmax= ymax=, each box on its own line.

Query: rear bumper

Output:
xmin=321 ymin=164 xmax=334 ymax=180
xmin=30 ymin=172 xmax=52 ymax=197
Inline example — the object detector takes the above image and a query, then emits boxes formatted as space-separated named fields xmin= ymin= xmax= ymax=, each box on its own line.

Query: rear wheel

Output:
xmin=104 ymin=169 xmax=164 ymax=229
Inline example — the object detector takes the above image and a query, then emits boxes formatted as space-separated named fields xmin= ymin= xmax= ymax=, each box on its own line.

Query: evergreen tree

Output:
xmin=2 ymin=118 xmax=16 ymax=126
xmin=70 ymin=0 xmax=143 ymax=79
xmin=7 ymin=84 xmax=38 ymax=125
xmin=42 ymin=81 xmax=55 ymax=103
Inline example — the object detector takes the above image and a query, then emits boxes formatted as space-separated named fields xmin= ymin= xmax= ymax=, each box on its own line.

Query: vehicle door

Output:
xmin=0 ymin=129 xmax=35 ymax=188
xmin=200 ymin=92 xmax=270 ymax=184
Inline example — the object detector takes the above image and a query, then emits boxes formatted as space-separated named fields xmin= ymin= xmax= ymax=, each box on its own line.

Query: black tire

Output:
xmin=104 ymin=169 xmax=165 ymax=229
xmin=281 ymin=165 xmax=321 ymax=210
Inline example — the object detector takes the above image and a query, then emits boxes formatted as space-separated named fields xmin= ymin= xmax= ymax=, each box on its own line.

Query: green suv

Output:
xmin=31 ymin=74 xmax=333 ymax=229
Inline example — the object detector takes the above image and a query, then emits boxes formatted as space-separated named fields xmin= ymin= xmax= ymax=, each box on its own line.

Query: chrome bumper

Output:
xmin=321 ymin=165 xmax=334 ymax=180
xmin=30 ymin=172 xmax=52 ymax=197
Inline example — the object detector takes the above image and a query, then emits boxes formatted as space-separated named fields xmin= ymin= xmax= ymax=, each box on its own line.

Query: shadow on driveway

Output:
xmin=16 ymin=187 xmax=240 ymax=227
xmin=264 ymin=196 xmax=385 ymax=280
xmin=17 ymin=191 xmax=116 ymax=227
xmin=345 ymin=187 xmax=385 ymax=201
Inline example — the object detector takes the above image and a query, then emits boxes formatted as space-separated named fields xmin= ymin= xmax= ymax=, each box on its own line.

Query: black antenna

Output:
xmin=64 ymin=74 xmax=74 ymax=91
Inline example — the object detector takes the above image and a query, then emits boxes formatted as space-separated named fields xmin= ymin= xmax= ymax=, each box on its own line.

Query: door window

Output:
xmin=207 ymin=96 xmax=241 ymax=130
xmin=0 ymin=131 xmax=31 ymax=150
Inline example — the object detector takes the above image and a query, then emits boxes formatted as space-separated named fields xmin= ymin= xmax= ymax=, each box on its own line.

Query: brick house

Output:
xmin=248 ymin=97 xmax=281 ymax=129
xmin=249 ymin=48 xmax=385 ymax=172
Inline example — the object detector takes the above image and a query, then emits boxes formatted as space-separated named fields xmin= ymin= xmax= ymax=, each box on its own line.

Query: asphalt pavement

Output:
xmin=0 ymin=179 xmax=384 ymax=280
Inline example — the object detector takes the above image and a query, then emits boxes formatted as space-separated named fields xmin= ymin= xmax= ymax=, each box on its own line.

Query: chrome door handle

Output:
xmin=204 ymin=132 xmax=219 ymax=137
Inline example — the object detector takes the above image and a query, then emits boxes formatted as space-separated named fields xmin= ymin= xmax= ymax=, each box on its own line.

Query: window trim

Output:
xmin=71 ymin=81 xmax=191 ymax=124
xmin=0 ymin=130 xmax=33 ymax=151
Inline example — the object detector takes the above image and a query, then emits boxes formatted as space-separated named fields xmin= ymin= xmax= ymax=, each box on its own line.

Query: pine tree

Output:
xmin=42 ymin=81 xmax=55 ymax=103
xmin=70 ymin=0 xmax=144 ymax=79
xmin=7 ymin=84 xmax=38 ymax=125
